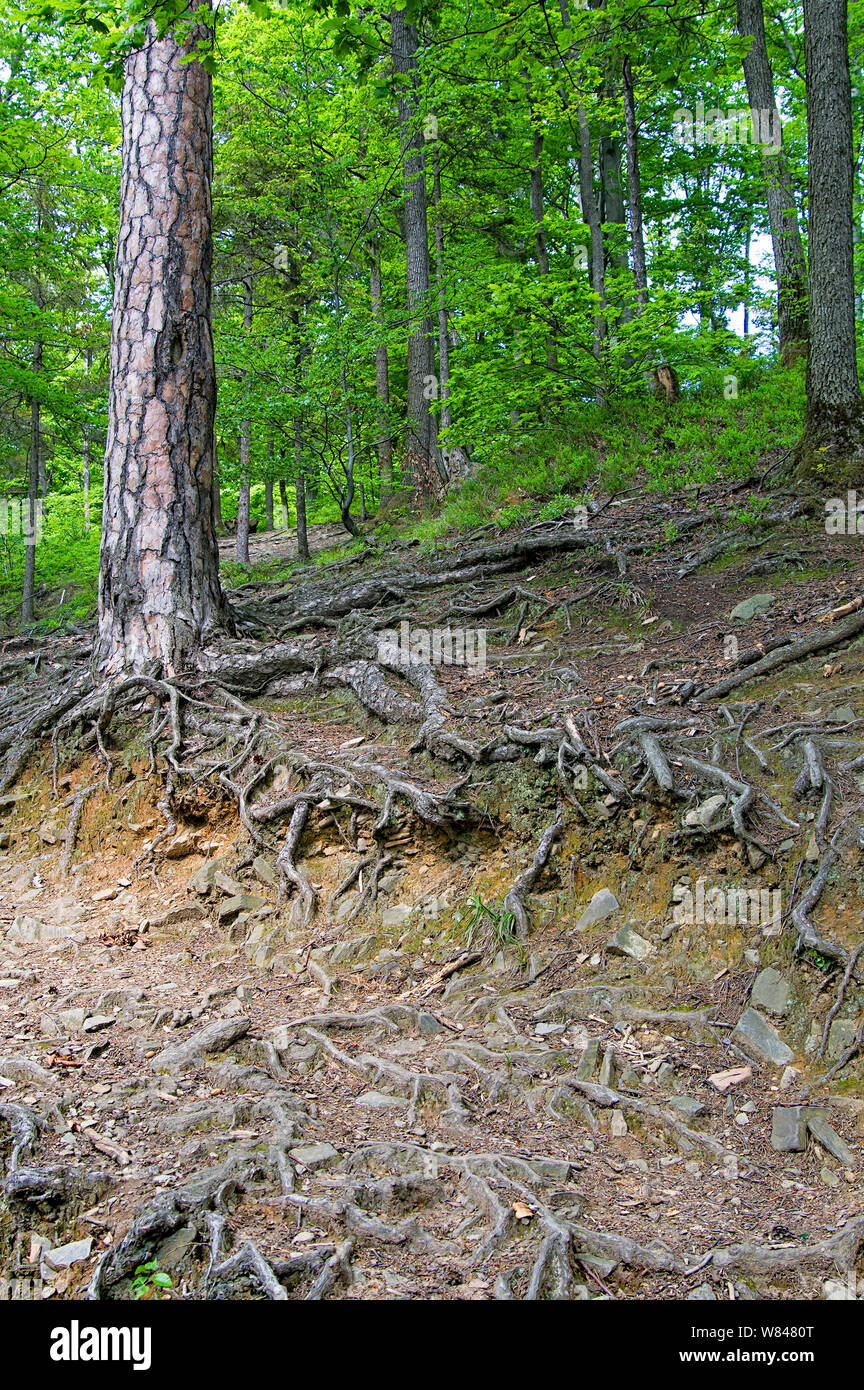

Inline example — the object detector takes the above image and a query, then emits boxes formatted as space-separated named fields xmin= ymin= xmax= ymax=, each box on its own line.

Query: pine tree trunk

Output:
xmin=96 ymin=17 xmax=227 ymax=675
xmin=796 ymin=0 xmax=864 ymax=484
xmin=736 ymin=0 xmax=808 ymax=362
xmin=391 ymin=7 xmax=439 ymax=490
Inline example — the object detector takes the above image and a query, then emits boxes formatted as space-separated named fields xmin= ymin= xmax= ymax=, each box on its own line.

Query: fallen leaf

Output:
xmin=512 ymin=1201 xmax=533 ymax=1220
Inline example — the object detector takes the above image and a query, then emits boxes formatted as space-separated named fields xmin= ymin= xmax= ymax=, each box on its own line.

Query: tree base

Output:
xmin=794 ymin=399 xmax=864 ymax=491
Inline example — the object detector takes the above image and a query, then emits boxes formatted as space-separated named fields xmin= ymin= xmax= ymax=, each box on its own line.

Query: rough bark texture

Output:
xmin=96 ymin=19 xmax=228 ymax=675
xmin=736 ymin=0 xmax=808 ymax=362
xmin=295 ymin=470 xmax=309 ymax=563
xmin=796 ymin=0 xmax=864 ymax=486
xmin=391 ymin=8 xmax=440 ymax=490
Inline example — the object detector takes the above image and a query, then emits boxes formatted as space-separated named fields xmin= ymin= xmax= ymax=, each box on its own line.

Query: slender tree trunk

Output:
xmin=21 ymin=339 xmax=42 ymax=625
xmin=736 ymin=0 xmax=808 ymax=362
xmin=391 ymin=8 xmax=440 ymax=490
xmin=622 ymin=56 xmax=649 ymax=314
xmin=236 ymin=263 xmax=252 ymax=565
xmin=295 ymin=468 xmax=309 ymax=563
xmin=279 ymin=476 xmax=289 ymax=528
xmin=796 ymin=0 xmax=864 ymax=483
xmin=97 ymin=17 xmax=227 ymax=675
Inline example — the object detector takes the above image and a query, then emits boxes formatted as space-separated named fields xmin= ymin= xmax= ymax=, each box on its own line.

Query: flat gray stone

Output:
xmin=289 ymin=1142 xmax=341 ymax=1170
xmin=151 ymin=1016 xmax=250 ymax=1073
xmin=82 ymin=1014 xmax=116 ymax=1033
xmin=44 ymin=1237 xmax=92 ymax=1270
xmin=687 ymin=1283 xmax=718 ymax=1301
xmin=827 ymin=1018 xmax=858 ymax=1061
xmin=731 ymin=593 xmax=774 ymax=623
xmin=807 ymin=1114 xmax=855 ymax=1166
xmin=418 ymin=1012 xmax=445 ymax=1036
xmin=664 ymin=1096 xmax=706 ymax=1119
xmin=330 ymin=935 xmax=378 ymax=964
xmin=771 ymin=1106 xmax=807 ymax=1152
xmin=218 ymin=892 xmax=267 ymax=921
xmin=574 ymin=888 xmax=619 ymax=932
xmin=683 ymin=794 xmax=727 ymax=831
xmin=751 ymin=967 xmax=791 ymax=1017
xmin=354 ymin=1091 xmax=407 ymax=1109
xmin=731 ymin=1008 xmax=794 ymax=1067
xmin=607 ymin=924 xmax=654 ymax=960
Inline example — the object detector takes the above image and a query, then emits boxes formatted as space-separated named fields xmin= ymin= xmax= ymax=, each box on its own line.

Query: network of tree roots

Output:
xmin=2 ymin=483 xmax=864 ymax=1300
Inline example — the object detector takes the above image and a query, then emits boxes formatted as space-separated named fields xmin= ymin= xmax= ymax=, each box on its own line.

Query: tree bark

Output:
xmin=529 ymin=117 xmax=559 ymax=375
xmin=391 ymin=8 xmax=440 ymax=490
xmin=796 ymin=0 xmax=864 ymax=484
xmin=236 ymin=262 xmax=253 ymax=565
xmin=736 ymin=0 xmax=808 ymax=362
xmin=279 ymin=476 xmax=289 ymax=528
xmin=96 ymin=17 xmax=228 ymax=675
xmin=295 ymin=469 xmax=309 ymax=563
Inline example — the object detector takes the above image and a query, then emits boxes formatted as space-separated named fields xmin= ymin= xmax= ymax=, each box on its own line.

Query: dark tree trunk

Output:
xmin=796 ymin=0 xmax=864 ymax=484
xmin=21 ymin=339 xmax=41 ymax=625
xmin=97 ymin=18 xmax=228 ymax=675
xmin=236 ymin=264 xmax=253 ymax=565
xmin=391 ymin=8 xmax=440 ymax=490
xmin=736 ymin=0 xmax=808 ymax=362
xmin=279 ymin=476 xmax=289 ymax=528
xmin=295 ymin=469 xmax=309 ymax=563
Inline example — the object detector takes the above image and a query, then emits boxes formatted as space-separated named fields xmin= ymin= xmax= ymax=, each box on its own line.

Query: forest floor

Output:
xmin=2 ymin=479 xmax=864 ymax=1302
